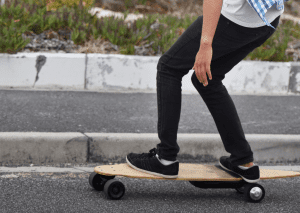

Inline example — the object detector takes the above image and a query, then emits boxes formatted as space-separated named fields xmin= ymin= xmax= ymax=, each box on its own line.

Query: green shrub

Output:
xmin=0 ymin=0 xmax=299 ymax=61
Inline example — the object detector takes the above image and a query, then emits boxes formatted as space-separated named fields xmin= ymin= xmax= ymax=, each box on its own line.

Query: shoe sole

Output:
xmin=126 ymin=156 xmax=178 ymax=179
xmin=218 ymin=161 xmax=260 ymax=183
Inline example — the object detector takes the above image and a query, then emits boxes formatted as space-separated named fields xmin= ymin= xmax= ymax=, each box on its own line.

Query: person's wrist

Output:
xmin=200 ymin=41 xmax=212 ymax=47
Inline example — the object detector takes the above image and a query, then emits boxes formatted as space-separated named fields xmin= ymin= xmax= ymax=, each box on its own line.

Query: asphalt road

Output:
xmin=1 ymin=172 xmax=299 ymax=213
xmin=1 ymin=89 xmax=300 ymax=212
xmin=0 ymin=89 xmax=300 ymax=134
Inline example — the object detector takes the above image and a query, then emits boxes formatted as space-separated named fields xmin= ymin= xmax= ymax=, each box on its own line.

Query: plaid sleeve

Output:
xmin=247 ymin=0 xmax=288 ymax=29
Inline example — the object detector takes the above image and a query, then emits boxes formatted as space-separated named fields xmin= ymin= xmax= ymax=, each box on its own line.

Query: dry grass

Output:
xmin=74 ymin=35 xmax=121 ymax=54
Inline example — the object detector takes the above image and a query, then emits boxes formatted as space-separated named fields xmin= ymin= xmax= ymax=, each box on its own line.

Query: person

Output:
xmin=126 ymin=0 xmax=288 ymax=183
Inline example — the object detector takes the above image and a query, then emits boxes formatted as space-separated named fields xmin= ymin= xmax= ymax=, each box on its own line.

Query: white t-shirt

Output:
xmin=221 ymin=0 xmax=284 ymax=28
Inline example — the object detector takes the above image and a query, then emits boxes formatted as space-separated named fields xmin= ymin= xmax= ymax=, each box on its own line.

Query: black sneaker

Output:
xmin=126 ymin=148 xmax=179 ymax=178
xmin=219 ymin=156 xmax=260 ymax=183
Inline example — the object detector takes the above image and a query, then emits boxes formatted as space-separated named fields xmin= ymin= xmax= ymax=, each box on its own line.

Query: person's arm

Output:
xmin=193 ymin=0 xmax=223 ymax=86
xmin=201 ymin=0 xmax=223 ymax=46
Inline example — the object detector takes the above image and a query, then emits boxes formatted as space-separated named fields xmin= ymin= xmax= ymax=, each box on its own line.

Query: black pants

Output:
xmin=156 ymin=14 xmax=280 ymax=166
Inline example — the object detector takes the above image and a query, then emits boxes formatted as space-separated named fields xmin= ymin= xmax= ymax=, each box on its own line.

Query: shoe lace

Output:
xmin=139 ymin=148 xmax=157 ymax=159
xmin=148 ymin=148 xmax=157 ymax=157
xmin=134 ymin=148 xmax=157 ymax=160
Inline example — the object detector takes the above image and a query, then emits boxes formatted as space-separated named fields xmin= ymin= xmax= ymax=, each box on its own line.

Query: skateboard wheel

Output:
xmin=89 ymin=172 xmax=115 ymax=191
xmin=244 ymin=183 xmax=265 ymax=203
xmin=104 ymin=179 xmax=125 ymax=200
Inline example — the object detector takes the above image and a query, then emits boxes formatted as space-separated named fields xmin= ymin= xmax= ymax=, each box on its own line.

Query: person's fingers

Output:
xmin=201 ymin=64 xmax=208 ymax=86
xmin=207 ymin=66 xmax=212 ymax=80
xmin=197 ymin=65 xmax=204 ymax=83
xmin=194 ymin=65 xmax=211 ymax=86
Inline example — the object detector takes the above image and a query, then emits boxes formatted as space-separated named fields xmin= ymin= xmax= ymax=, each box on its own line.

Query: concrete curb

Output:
xmin=0 ymin=133 xmax=299 ymax=165
xmin=1 ymin=53 xmax=300 ymax=95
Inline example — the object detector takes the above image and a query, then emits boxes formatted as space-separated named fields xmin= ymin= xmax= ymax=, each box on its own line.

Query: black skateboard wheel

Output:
xmin=89 ymin=172 xmax=115 ymax=191
xmin=104 ymin=179 xmax=125 ymax=200
xmin=244 ymin=183 xmax=265 ymax=203
xmin=89 ymin=172 xmax=106 ymax=191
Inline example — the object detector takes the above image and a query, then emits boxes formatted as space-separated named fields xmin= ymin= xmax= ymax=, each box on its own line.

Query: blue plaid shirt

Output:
xmin=247 ymin=0 xmax=289 ymax=29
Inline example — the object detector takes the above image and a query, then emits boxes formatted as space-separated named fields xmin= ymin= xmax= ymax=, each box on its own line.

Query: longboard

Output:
xmin=89 ymin=163 xmax=300 ymax=203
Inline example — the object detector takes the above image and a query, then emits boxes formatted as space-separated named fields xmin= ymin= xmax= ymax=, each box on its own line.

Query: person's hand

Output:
xmin=192 ymin=44 xmax=213 ymax=87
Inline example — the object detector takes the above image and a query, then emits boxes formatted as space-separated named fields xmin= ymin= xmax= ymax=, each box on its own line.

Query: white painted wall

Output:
xmin=0 ymin=53 xmax=85 ymax=90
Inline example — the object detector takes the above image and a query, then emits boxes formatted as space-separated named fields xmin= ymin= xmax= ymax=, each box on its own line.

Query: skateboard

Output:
xmin=89 ymin=163 xmax=300 ymax=203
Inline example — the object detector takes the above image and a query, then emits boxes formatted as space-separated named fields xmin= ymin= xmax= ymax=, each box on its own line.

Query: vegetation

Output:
xmin=0 ymin=0 xmax=299 ymax=62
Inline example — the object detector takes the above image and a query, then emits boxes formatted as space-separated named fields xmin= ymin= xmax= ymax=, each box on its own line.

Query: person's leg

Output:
xmin=190 ymin=15 xmax=280 ymax=166
xmin=155 ymin=15 xmax=231 ymax=161
xmin=156 ymin=14 xmax=280 ymax=163
xmin=126 ymin=15 xmax=230 ymax=178
xmin=126 ymin=14 xmax=280 ymax=179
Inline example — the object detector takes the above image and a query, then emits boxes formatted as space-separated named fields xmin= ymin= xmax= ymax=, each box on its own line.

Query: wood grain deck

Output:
xmin=94 ymin=163 xmax=300 ymax=181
